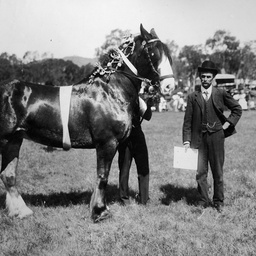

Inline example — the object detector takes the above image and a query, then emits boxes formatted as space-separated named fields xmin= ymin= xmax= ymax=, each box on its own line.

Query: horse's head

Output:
xmin=85 ymin=24 xmax=175 ymax=96
xmin=126 ymin=24 xmax=175 ymax=96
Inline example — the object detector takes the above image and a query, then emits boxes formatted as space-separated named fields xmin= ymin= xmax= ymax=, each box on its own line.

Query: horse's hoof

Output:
xmin=93 ymin=209 xmax=112 ymax=223
xmin=8 ymin=206 xmax=33 ymax=219
xmin=18 ymin=207 xmax=33 ymax=219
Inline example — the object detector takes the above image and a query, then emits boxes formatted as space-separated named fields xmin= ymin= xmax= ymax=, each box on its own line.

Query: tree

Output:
xmin=179 ymin=45 xmax=204 ymax=90
xmin=166 ymin=40 xmax=180 ymax=81
xmin=95 ymin=28 xmax=129 ymax=60
xmin=0 ymin=52 xmax=21 ymax=81
xmin=23 ymin=51 xmax=40 ymax=64
xmin=0 ymin=58 xmax=13 ymax=81
xmin=205 ymin=30 xmax=240 ymax=75
xmin=239 ymin=42 xmax=256 ymax=81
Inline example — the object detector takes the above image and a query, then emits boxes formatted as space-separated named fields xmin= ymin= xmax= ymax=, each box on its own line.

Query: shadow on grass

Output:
xmin=0 ymin=184 xmax=137 ymax=209
xmin=160 ymin=184 xmax=199 ymax=206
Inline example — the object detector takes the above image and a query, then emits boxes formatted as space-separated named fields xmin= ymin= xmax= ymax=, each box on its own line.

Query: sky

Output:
xmin=0 ymin=0 xmax=256 ymax=59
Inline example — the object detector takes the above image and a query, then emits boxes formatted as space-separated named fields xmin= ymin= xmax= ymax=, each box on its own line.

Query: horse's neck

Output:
xmin=116 ymin=66 xmax=141 ymax=93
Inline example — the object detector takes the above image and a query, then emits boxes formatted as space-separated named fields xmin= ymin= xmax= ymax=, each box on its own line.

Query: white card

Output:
xmin=173 ymin=146 xmax=198 ymax=170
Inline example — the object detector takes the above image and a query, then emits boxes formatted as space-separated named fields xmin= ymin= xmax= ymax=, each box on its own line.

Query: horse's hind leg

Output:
xmin=90 ymin=141 xmax=117 ymax=223
xmin=0 ymin=135 xmax=33 ymax=218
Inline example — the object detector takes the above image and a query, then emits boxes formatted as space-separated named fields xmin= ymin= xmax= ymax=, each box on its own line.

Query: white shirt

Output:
xmin=201 ymin=85 xmax=212 ymax=100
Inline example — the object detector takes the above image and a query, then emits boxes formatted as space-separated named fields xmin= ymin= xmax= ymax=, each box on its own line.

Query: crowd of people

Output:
xmin=231 ymin=88 xmax=255 ymax=110
xmin=158 ymin=92 xmax=187 ymax=112
xmin=153 ymin=82 xmax=256 ymax=113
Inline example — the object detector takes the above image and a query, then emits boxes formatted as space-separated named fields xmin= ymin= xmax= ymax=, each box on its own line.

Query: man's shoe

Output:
xmin=119 ymin=198 xmax=130 ymax=206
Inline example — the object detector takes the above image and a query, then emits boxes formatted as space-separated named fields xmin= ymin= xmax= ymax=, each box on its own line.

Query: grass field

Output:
xmin=0 ymin=110 xmax=255 ymax=256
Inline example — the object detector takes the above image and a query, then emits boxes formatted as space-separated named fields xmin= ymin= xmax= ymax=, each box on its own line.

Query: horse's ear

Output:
xmin=140 ymin=24 xmax=151 ymax=41
xmin=150 ymin=28 xmax=159 ymax=39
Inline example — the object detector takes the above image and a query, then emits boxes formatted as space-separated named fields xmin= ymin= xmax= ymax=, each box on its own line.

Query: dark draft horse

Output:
xmin=0 ymin=24 xmax=175 ymax=222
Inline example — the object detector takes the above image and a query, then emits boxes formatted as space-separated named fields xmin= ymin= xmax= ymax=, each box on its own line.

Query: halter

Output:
xmin=140 ymin=39 xmax=174 ymax=82
xmin=141 ymin=39 xmax=161 ymax=78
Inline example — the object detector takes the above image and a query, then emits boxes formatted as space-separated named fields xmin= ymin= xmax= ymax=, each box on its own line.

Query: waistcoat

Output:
xmin=202 ymin=95 xmax=222 ymax=133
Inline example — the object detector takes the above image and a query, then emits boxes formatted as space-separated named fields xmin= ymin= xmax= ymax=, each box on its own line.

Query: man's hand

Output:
xmin=146 ymin=96 xmax=154 ymax=107
xmin=183 ymin=142 xmax=190 ymax=152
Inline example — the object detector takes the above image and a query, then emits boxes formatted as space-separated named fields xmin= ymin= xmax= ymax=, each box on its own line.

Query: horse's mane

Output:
xmin=74 ymin=47 xmax=126 ymax=85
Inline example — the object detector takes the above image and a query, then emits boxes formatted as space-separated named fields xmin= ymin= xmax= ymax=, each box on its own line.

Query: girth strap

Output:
xmin=59 ymin=86 xmax=73 ymax=150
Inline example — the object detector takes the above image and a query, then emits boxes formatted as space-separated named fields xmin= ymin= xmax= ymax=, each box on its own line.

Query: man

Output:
xmin=182 ymin=60 xmax=242 ymax=212
xmin=118 ymin=96 xmax=153 ymax=205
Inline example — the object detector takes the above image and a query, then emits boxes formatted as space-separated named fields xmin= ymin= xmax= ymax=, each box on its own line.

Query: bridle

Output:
xmin=88 ymin=36 xmax=174 ymax=91
xmin=139 ymin=38 xmax=174 ymax=83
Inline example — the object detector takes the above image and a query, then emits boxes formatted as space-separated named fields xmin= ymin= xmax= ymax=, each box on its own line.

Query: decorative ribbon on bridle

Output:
xmin=117 ymin=48 xmax=138 ymax=76
xmin=117 ymin=48 xmax=154 ymax=90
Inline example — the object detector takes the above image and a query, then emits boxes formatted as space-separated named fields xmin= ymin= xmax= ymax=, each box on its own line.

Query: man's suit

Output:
xmin=183 ymin=86 xmax=242 ymax=207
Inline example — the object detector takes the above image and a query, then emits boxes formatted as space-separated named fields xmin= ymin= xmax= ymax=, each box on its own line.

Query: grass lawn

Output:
xmin=0 ymin=110 xmax=255 ymax=256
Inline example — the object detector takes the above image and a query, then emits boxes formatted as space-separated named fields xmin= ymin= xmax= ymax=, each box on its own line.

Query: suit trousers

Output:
xmin=196 ymin=129 xmax=225 ymax=206
xmin=118 ymin=126 xmax=149 ymax=203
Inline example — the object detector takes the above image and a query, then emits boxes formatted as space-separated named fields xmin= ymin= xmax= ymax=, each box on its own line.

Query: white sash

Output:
xmin=59 ymin=86 xmax=73 ymax=150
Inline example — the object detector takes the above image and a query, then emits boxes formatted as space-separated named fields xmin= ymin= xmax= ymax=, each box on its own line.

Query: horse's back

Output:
xmin=69 ymin=77 xmax=137 ymax=147
xmin=0 ymin=77 xmax=137 ymax=149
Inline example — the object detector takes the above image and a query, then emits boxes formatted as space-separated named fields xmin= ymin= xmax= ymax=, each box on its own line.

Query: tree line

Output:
xmin=0 ymin=51 xmax=94 ymax=86
xmin=170 ymin=30 xmax=256 ymax=89
xmin=1 ymin=28 xmax=256 ymax=88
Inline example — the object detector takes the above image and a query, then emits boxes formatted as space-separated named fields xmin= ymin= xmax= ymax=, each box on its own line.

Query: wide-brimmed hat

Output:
xmin=198 ymin=61 xmax=218 ymax=76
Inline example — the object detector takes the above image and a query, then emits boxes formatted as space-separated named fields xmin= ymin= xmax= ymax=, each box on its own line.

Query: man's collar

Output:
xmin=201 ymin=85 xmax=212 ymax=94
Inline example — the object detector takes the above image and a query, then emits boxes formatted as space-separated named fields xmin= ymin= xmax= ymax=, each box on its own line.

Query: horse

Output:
xmin=0 ymin=24 xmax=175 ymax=222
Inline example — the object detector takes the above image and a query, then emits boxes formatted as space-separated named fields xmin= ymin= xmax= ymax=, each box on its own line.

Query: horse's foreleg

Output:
xmin=118 ymin=144 xmax=132 ymax=205
xmin=90 ymin=142 xmax=116 ymax=222
xmin=0 ymin=136 xmax=33 ymax=218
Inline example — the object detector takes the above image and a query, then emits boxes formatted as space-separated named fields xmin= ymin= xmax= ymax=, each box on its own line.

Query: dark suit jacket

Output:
xmin=183 ymin=87 xmax=242 ymax=149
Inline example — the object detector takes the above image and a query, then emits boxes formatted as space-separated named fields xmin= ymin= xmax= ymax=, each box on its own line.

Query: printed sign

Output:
xmin=173 ymin=146 xmax=198 ymax=170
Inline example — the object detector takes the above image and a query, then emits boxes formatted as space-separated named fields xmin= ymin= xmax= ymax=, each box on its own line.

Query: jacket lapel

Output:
xmin=195 ymin=90 xmax=203 ymax=110
xmin=211 ymin=87 xmax=218 ymax=106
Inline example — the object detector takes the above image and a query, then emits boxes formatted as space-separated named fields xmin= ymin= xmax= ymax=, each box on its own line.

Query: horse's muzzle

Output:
xmin=160 ymin=77 xmax=175 ymax=95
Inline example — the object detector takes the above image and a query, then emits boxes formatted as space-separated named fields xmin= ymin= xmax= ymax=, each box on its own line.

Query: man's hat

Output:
xmin=198 ymin=60 xmax=218 ymax=75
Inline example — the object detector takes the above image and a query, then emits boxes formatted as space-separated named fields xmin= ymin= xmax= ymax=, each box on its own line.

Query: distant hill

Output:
xmin=63 ymin=56 xmax=97 ymax=67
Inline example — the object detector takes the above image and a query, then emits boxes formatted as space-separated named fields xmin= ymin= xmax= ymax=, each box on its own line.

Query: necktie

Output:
xmin=204 ymin=91 xmax=208 ymax=101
